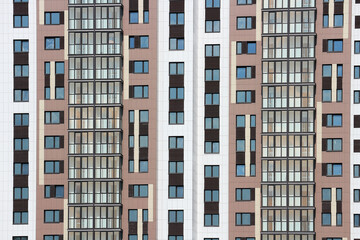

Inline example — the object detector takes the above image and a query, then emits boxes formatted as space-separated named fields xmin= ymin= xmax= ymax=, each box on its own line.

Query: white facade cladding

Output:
xmin=157 ymin=0 xmax=195 ymax=239
xmin=0 ymin=0 xmax=36 ymax=239
xmin=352 ymin=0 xmax=360 ymax=238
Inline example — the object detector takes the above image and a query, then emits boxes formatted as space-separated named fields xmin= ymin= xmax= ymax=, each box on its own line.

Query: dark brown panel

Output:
xmin=169 ymin=76 xmax=184 ymax=87
xmin=205 ymin=8 xmax=220 ymax=20
xmin=129 ymin=0 xmax=138 ymax=11
xmin=250 ymin=213 xmax=255 ymax=225
xmin=356 ymin=16 xmax=360 ymax=29
xmin=322 ymin=77 xmax=331 ymax=90
xmin=14 ymin=151 xmax=28 ymax=162
xmin=59 ymin=12 xmax=64 ymax=24
xmin=251 ymin=188 xmax=255 ymax=200
xmin=13 ymin=200 xmax=28 ymax=211
xmin=169 ymin=149 xmax=183 ymax=161
xmin=135 ymin=36 xmax=140 ymax=48
xmin=14 ymin=126 xmax=28 ymax=139
xmin=251 ymin=66 xmax=256 ymax=78
xmin=242 ymin=41 xmax=247 ymax=54
xmin=337 ymin=77 xmax=342 ymax=89
xmin=55 ymin=76 xmax=65 ymax=87
xmin=322 ymin=163 xmax=327 ymax=176
xmin=322 ymin=138 xmax=327 ymax=152
xmin=143 ymin=222 xmax=148 ymax=234
xmin=13 ymin=3 xmax=28 ymax=15
xmin=14 ymin=78 xmax=29 ymax=90
xmin=59 ymin=161 xmax=64 ymax=173
xmin=169 ymin=25 xmax=184 ymax=38
xmin=59 ymin=210 xmax=64 ymax=222
xmin=236 ymin=128 xmax=245 ymax=139
xmin=334 ymin=2 xmax=343 ymax=14
xmin=354 ymin=115 xmax=360 ymax=128
xmin=169 ymin=1 xmax=184 ymax=12
xmin=169 ymin=174 xmax=183 ymax=186
xmin=205 ymin=106 xmax=219 ymax=117
xmin=322 ymin=114 xmax=327 ymax=127
xmin=205 ymin=129 xmax=219 ymax=141
xmin=205 ymin=57 xmax=219 ymax=69
xmin=323 ymin=39 xmax=328 ymax=52
xmin=169 ymin=100 xmax=184 ymax=112
xmin=204 ymin=178 xmax=219 ymax=190
xmin=251 ymin=17 xmax=256 ymax=29
xmin=60 ymin=36 xmax=64 ymax=49
xmin=323 ymin=3 xmax=329 ymax=14
xmin=60 ymin=111 xmax=64 ymax=124
xmin=139 ymin=148 xmax=148 ymax=160
xmin=129 ymin=61 xmax=134 ymax=73
xmin=354 ymin=140 xmax=360 ymax=153
xmin=205 ymin=81 xmax=219 ymax=93
xmin=204 ymin=202 xmax=219 ymax=214
xmin=139 ymin=123 xmax=148 ymax=135
xmin=129 ymin=123 xmax=134 ymax=135
xmin=143 ymin=0 xmax=149 ymax=10
xmin=250 ymin=152 xmax=256 ymax=164
xmin=129 ymin=86 xmax=134 ymax=98
xmin=128 ymin=222 xmax=137 ymax=234
xmin=236 ymin=152 xmax=245 ymax=164
xmin=251 ymin=90 xmax=256 ymax=103
xmin=357 ymin=0 xmax=360 ymax=3
xmin=168 ymin=223 xmax=183 ymax=236
xmin=250 ymin=127 xmax=256 ymax=139
xmin=14 ymin=53 xmax=28 ymax=65
xmin=59 ymin=136 xmax=64 ymax=148
xmin=337 ymin=201 xmax=342 ymax=212
xmin=129 ymin=148 xmax=134 ymax=159
xmin=14 ymin=176 xmax=28 ymax=187
xmin=322 ymin=202 xmax=331 ymax=212
xmin=128 ymin=185 xmax=134 ymax=197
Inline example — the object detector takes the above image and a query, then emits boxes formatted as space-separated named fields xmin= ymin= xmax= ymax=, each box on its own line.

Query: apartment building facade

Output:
xmin=1 ymin=0 xmax=360 ymax=239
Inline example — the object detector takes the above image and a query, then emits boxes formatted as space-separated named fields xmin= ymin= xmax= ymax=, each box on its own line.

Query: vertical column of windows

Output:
xmin=204 ymin=166 xmax=219 ymax=226
xmin=13 ymin=0 xmax=29 ymax=28
xmin=68 ymin=2 xmax=123 ymax=240
xmin=169 ymin=0 xmax=184 ymax=50
xmin=14 ymin=40 xmax=29 ymax=102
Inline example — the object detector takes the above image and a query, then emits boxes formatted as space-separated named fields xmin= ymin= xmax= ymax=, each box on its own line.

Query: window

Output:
xmin=169 ymin=237 xmax=183 ymax=240
xmin=205 ymin=20 xmax=220 ymax=33
xmin=337 ymin=188 xmax=342 ymax=201
xmin=134 ymin=61 xmax=149 ymax=73
xmin=236 ymin=42 xmax=256 ymax=54
xmin=140 ymin=110 xmax=149 ymax=122
xmin=250 ymin=115 xmax=256 ymax=127
xmin=322 ymin=213 xmax=331 ymax=226
xmin=14 ymin=163 xmax=28 ymax=175
xmin=355 ymin=91 xmax=360 ymax=103
xmin=169 ymin=136 xmax=184 ymax=149
xmin=237 ymin=66 xmax=254 ymax=79
xmin=237 ymin=0 xmax=253 ymax=4
xmin=322 ymin=90 xmax=331 ymax=102
xmin=13 ymin=237 xmax=28 ymax=240
xmin=169 ymin=161 xmax=184 ymax=173
xmin=144 ymin=11 xmax=149 ymax=23
xmin=236 ymin=90 xmax=254 ymax=103
xmin=206 ymin=0 xmax=220 ymax=8
xmin=334 ymin=14 xmax=343 ymax=27
xmin=205 ymin=69 xmax=220 ymax=81
xmin=169 ymin=112 xmax=184 ymax=124
xmin=129 ymin=209 xmax=138 ymax=222
xmin=236 ymin=164 xmax=245 ymax=176
xmin=129 ymin=235 xmax=137 ymax=240
xmin=45 ymin=12 xmax=61 ymax=25
xmin=326 ymin=138 xmax=342 ymax=151
xmin=326 ymin=40 xmax=343 ymax=52
xmin=236 ymin=115 xmax=245 ymax=127
xmin=129 ymin=36 xmax=149 ymax=49
xmin=14 ymin=138 xmax=29 ymax=151
xmin=204 ymin=214 xmax=219 ymax=226
xmin=139 ymin=136 xmax=148 ymax=148
xmin=169 ymin=186 xmax=184 ymax=198
xmin=237 ymin=17 xmax=254 ymax=29
xmin=14 ymin=0 xmax=29 ymax=2
xmin=44 ymin=236 xmax=62 ymax=240
xmin=355 ymin=66 xmax=360 ymax=79
xmin=169 ymin=62 xmax=184 ymax=75
xmin=133 ymin=86 xmax=149 ymax=98
xmin=14 ymin=113 xmax=29 ymax=126
xmin=128 ymin=160 xmax=134 ymax=173
xmin=356 ymin=41 xmax=360 ymax=54
xmin=322 ymin=65 xmax=332 ymax=77
xmin=355 ymin=214 xmax=360 ymax=227
xmin=14 ymin=212 xmax=28 ymax=224
xmin=169 ymin=210 xmax=184 ymax=223
xmin=205 ymin=45 xmax=220 ymax=57
xmin=337 ymin=64 xmax=343 ymax=77
xmin=205 ymin=117 xmax=219 ymax=129
xmin=14 ymin=40 xmax=29 ymax=53
xmin=236 ymin=140 xmax=245 ymax=152
xmin=45 ymin=37 xmax=61 ymax=50
xmin=205 ymin=141 xmax=219 ymax=153
xmin=170 ymin=87 xmax=184 ymax=100
xmin=14 ymin=90 xmax=29 ymax=102
xmin=235 ymin=213 xmax=252 ymax=225
xmin=132 ymin=185 xmax=148 ymax=197
xmin=129 ymin=136 xmax=134 ymax=148
xmin=205 ymin=93 xmax=219 ymax=105
xmin=45 ymin=136 xmax=62 ymax=149
xmin=204 ymin=165 xmax=219 ymax=178
xmin=129 ymin=12 xmax=138 ymax=24
xmin=355 ymin=189 xmax=360 ymax=202
xmin=322 ymin=188 xmax=331 ymax=201
xmin=55 ymin=62 xmax=64 ymax=74
xmin=45 ymin=112 xmax=61 ymax=124
xmin=236 ymin=238 xmax=255 ymax=240
xmin=326 ymin=163 xmax=342 ymax=176
xmin=355 ymin=165 xmax=360 ymax=177
xmin=44 ymin=210 xmax=61 ymax=223
xmin=14 ymin=16 xmax=28 ymax=28
xmin=14 ymin=187 xmax=28 ymax=200
xmin=170 ymin=38 xmax=184 ymax=50
xmin=323 ymin=15 xmax=329 ymax=27
xmin=204 ymin=190 xmax=219 ymax=202
xmin=14 ymin=65 xmax=29 ymax=77
xmin=325 ymin=114 xmax=342 ymax=127
xmin=44 ymin=161 xmax=61 ymax=174
xmin=236 ymin=188 xmax=252 ymax=201
xmin=45 ymin=185 xmax=64 ymax=198
xmin=129 ymin=110 xmax=134 ymax=123
xmin=170 ymin=13 xmax=184 ymax=25
xmin=337 ymin=213 xmax=342 ymax=226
